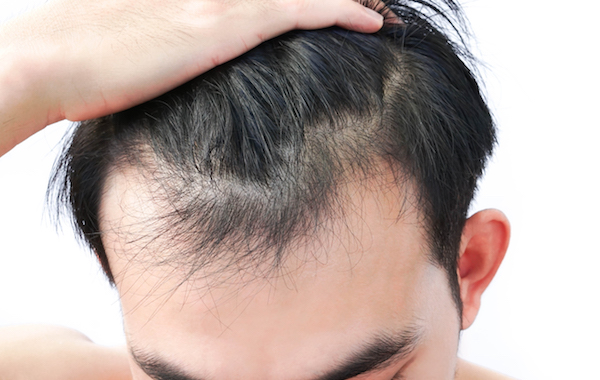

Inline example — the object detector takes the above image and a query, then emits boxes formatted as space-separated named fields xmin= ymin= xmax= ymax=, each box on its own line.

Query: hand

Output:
xmin=0 ymin=0 xmax=384 ymax=156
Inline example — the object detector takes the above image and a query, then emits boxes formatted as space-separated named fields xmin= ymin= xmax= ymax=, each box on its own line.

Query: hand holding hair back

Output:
xmin=0 ymin=0 xmax=384 ymax=157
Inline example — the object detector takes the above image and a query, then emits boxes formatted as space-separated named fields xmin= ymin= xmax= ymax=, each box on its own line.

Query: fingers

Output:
xmin=334 ymin=0 xmax=385 ymax=33
xmin=288 ymin=0 xmax=384 ymax=33
xmin=335 ymin=1 xmax=405 ymax=31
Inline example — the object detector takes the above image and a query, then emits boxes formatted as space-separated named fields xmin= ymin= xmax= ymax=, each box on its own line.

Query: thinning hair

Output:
xmin=49 ymin=0 xmax=495 ymax=313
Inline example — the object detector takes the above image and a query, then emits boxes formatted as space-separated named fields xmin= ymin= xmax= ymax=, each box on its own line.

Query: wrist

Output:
xmin=0 ymin=25 xmax=64 ymax=155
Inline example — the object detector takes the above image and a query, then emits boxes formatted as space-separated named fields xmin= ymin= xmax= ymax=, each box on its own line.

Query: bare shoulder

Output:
xmin=456 ymin=358 xmax=518 ymax=380
xmin=0 ymin=324 xmax=131 ymax=380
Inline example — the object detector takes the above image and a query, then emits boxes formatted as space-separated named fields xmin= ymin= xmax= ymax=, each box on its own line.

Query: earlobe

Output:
xmin=458 ymin=209 xmax=510 ymax=330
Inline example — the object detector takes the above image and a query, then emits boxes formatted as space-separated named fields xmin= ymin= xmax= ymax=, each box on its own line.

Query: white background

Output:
xmin=1 ymin=1 xmax=599 ymax=379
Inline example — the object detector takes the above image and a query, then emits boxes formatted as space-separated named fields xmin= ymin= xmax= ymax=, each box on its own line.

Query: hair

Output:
xmin=49 ymin=0 xmax=495 ymax=314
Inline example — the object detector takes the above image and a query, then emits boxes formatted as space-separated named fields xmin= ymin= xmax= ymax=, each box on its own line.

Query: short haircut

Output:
xmin=49 ymin=0 xmax=495 ymax=314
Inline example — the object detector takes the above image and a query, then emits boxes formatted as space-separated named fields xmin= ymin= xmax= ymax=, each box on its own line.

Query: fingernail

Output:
xmin=363 ymin=7 xmax=384 ymax=23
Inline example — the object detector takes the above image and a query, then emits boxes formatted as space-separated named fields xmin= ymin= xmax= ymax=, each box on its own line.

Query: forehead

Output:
xmin=99 ymin=166 xmax=449 ymax=378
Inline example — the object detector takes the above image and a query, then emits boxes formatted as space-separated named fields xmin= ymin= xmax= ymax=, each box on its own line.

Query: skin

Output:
xmin=0 ymin=324 xmax=131 ymax=380
xmin=94 ymin=166 xmax=513 ymax=380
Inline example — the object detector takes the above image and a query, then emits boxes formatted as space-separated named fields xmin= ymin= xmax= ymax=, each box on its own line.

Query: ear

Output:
xmin=458 ymin=209 xmax=510 ymax=330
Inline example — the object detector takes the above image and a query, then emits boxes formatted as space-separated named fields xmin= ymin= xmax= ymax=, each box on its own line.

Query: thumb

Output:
xmin=292 ymin=0 xmax=384 ymax=33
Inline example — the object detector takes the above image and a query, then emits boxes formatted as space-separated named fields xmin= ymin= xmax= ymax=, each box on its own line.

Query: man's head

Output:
xmin=51 ymin=1 xmax=510 ymax=378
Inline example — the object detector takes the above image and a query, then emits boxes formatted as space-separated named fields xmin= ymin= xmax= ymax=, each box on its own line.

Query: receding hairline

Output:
xmin=97 ymin=154 xmax=427 ymax=288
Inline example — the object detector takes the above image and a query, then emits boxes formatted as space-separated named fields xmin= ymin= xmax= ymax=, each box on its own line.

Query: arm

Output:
xmin=0 ymin=0 xmax=383 ymax=157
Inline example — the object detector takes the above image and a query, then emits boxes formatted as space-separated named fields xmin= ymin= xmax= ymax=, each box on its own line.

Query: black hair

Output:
xmin=49 ymin=0 xmax=495 ymax=314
